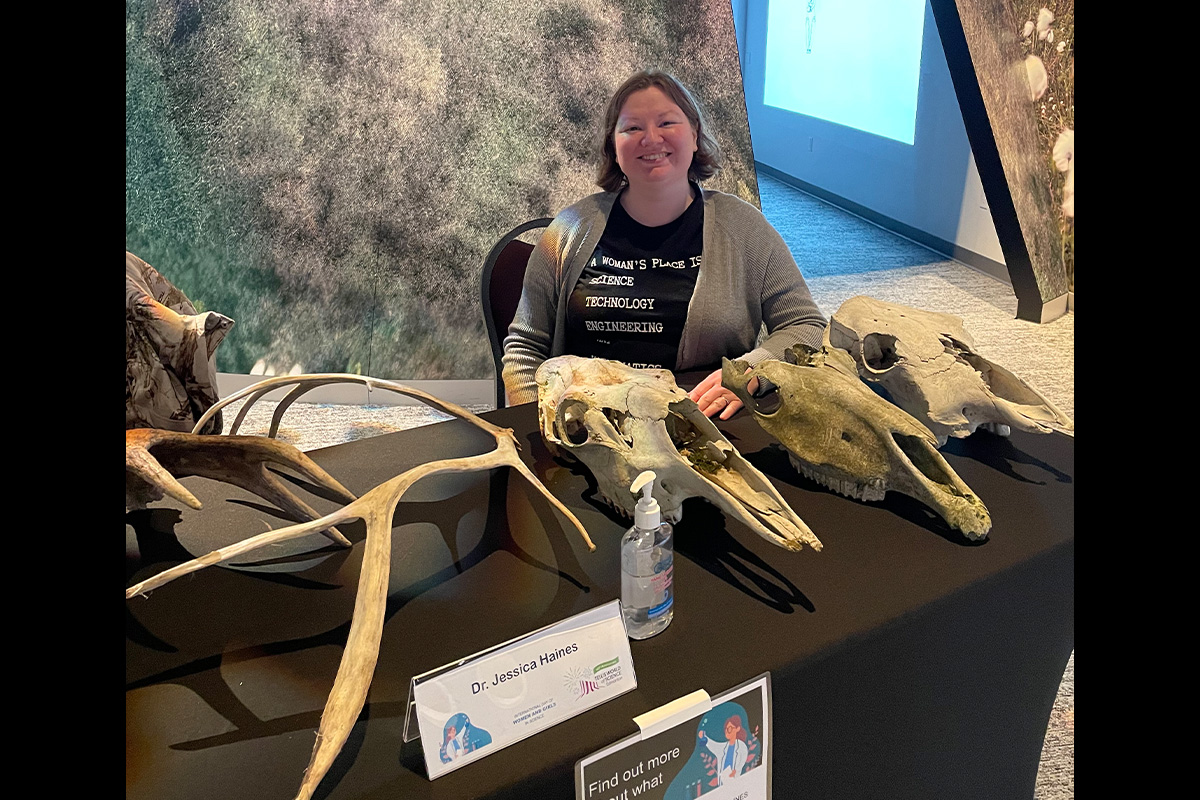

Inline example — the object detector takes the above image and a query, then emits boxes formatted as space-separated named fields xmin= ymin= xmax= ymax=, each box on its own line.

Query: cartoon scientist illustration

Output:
xmin=439 ymin=713 xmax=492 ymax=764
xmin=442 ymin=723 xmax=466 ymax=761
xmin=698 ymin=714 xmax=749 ymax=785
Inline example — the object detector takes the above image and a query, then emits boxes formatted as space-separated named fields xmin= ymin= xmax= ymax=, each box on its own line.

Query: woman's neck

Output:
xmin=619 ymin=180 xmax=696 ymax=227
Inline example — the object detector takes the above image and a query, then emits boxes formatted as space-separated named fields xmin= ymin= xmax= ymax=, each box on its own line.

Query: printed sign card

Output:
xmin=576 ymin=673 xmax=772 ymax=800
xmin=407 ymin=599 xmax=637 ymax=780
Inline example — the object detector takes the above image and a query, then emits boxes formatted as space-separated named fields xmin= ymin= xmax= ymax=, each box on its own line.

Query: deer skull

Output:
xmin=535 ymin=356 xmax=821 ymax=553
xmin=826 ymin=296 xmax=1073 ymax=445
xmin=722 ymin=346 xmax=991 ymax=540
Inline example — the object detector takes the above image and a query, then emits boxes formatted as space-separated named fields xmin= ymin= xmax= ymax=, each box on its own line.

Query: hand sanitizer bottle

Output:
xmin=621 ymin=470 xmax=674 ymax=640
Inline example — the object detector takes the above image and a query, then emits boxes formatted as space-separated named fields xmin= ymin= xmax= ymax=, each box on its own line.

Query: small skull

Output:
xmin=536 ymin=356 xmax=821 ymax=552
xmin=826 ymin=296 xmax=1073 ymax=445
xmin=723 ymin=347 xmax=991 ymax=540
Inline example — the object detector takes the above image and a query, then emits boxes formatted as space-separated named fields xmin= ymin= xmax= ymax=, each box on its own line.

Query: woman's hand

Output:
xmin=688 ymin=368 xmax=758 ymax=420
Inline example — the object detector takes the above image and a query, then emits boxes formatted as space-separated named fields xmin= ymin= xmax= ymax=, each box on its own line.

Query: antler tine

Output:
xmin=192 ymin=375 xmax=308 ymax=435
xmin=354 ymin=379 xmax=595 ymax=549
xmin=227 ymin=384 xmax=280 ymax=435
xmin=363 ymin=377 xmax=487 ymax=425
xmin=127 ymin=429 xmax=357 ymax=546
xmin=293 ymin=449 xmax=509 ymax=800
xmin=504 ymin=444 xmax=595 ymax=551
xmin=126 ymin=429 xmax=204 ymax=511
xmin=272 ymin=381 xmax=338 ymax=439
xmin=127 ymin=504 xmax=342 ymax=601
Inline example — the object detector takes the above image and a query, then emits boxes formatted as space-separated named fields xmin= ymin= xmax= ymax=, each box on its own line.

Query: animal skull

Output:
xmin=826 ymin=296 xmax=1074 ymax=444
xmin=722 ymin=346 xmax=991 ymax=540
xmin=536 ymin=356 xmax=821 ymax=552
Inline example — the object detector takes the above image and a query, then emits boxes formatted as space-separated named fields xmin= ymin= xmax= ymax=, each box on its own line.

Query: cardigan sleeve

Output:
xmin=740 ymin=210 xmax=827 ymax=365
xmin=500 ymin=193 xmax=614 ymax=405
xmin=500 ymin=221 xmax=564 ymax=406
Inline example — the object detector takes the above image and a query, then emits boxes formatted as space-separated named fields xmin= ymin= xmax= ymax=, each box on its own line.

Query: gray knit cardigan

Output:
xmin=501 ymin=188 xmax=827 ymax=405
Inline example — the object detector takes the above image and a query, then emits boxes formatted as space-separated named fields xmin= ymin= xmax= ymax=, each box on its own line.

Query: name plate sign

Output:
xmin=407 ymin=599 xmax=637 ymax=780
xmin=576 ymin=673 xmax=773 ymax=800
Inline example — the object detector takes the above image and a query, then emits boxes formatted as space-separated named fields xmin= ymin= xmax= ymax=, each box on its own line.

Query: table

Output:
xmin=126 ymin=398 xmax=1073 ymax=800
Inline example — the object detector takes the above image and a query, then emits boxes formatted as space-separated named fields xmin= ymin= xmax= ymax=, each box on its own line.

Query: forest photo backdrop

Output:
xmin=127 ymin=0 xmax=757 ymax=381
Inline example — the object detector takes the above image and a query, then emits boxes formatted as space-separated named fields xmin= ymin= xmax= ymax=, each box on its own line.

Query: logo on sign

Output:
xmin=565 ymin=657 xmax=623 ymax=701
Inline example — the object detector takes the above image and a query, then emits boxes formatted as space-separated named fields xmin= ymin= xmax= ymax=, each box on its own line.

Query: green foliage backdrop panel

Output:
xmin=126 ymin=0 xmax=757 ymax=380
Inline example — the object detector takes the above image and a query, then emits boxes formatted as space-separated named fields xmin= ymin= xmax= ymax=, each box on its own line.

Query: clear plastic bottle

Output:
xmin=621 ymin=470 xmax=674 ymax=640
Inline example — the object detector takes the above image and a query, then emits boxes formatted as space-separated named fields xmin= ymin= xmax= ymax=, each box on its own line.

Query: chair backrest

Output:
xmin=481 ymin=218 xmax=553 ymax=409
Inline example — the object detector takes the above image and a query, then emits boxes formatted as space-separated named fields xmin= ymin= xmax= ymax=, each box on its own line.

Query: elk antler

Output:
xmin=128 ymin=373 xmax=595 ymax=800
xmin=125 ymin=427 xmax=357 ymax=546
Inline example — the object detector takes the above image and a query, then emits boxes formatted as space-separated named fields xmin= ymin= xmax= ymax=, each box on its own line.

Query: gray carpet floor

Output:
xmin=219 ymin=171 xmax=1073 ymax=798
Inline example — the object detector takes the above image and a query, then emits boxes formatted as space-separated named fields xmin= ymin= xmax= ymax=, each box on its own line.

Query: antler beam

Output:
xmin=129 ymin=373 xmax=595 ymax=800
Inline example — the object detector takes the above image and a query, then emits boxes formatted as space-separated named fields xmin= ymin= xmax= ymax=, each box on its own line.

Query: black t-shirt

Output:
xmin=564 ymin=194 xmax=703 ymax=370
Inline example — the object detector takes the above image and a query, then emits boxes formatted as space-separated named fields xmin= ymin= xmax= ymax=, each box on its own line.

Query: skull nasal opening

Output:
xmin=603 ymin=407 xmax=631 ymax=440
xmin=891 ymin=431 xmax=960 ymax=492
xmin=862 ymin=333 xmax=900 ymax=372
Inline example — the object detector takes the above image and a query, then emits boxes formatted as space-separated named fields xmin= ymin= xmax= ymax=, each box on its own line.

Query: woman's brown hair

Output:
xmin=595 ymin=69 xmax=723 ymax=192
xmin=724 ymin=714 xmax=747 ymax=742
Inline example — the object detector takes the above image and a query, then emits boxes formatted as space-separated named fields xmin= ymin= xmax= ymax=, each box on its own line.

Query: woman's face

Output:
xmin=613 ymin=86 xmax=698 ymax=193
xmin=725 ymin=721 xmax=738 ymax=742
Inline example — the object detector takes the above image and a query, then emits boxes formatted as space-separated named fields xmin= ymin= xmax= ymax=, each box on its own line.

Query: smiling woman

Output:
xmin=501 ymin=69 xmax=828 ymax=419
xmin=612 ymin=87 xmax=698 ymax=222
xmin=596 ymin=73 xmax=718 ymax=223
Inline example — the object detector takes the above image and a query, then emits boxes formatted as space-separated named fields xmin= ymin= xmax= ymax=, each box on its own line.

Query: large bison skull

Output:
xmin=536 ymin=356 xmax=821 ymax=553
xmin=826 ymin=296 xmax=1073 ymax=445
xmin=722 ymin=346 xmax=991 ymax=540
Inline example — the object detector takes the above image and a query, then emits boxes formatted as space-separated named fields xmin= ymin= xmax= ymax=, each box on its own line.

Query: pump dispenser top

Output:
xmin=632 ymin=470 xmax=660 ymax=531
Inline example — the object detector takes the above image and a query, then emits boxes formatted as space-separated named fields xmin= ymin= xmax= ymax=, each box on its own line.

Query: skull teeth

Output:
xmin=599 ymin=493 xmax=632 ymax=518
xmin=790 ymin=453 xmax=886 ymax=502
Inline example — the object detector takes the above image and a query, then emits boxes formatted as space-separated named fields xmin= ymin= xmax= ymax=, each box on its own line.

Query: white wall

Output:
xmin=734 ymin=0 xmax=1005 ymax=274
xmin=217 ymin=373 xmax=495 ymax=408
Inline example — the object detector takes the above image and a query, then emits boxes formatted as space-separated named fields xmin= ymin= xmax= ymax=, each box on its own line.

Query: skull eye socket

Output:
xmin=555 ymin=401 xmax=632 ymax=447
xmin=557 ymin=400 xmax=591 ymax=445
xmin=751 ymin=381 xmax=782 ymax=416
xmin=862 ymin=333 xmax=899 ymax=372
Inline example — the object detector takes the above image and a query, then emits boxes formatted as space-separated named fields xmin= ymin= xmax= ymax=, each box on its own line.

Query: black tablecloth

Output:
xmin=126 ymin=398 xmax=1074 ymax=800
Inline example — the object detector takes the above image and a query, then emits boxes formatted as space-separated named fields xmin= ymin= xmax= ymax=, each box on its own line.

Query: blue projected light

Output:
xmin=763 ymin=0 xmax=926 ymax=145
